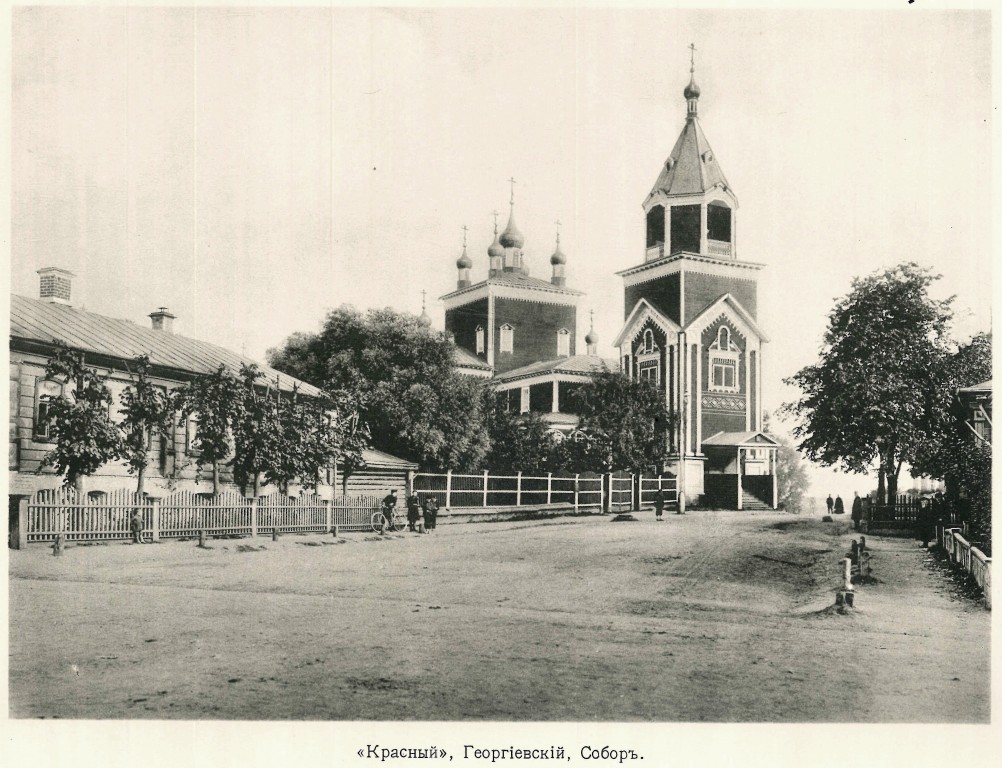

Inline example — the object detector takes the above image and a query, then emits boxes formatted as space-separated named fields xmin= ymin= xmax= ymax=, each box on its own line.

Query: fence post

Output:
xmin=250 ymin=498 xmax=258 ymax=538
xmin=15 ymin=497 xmax=28 ymax=550
xmin=574 ymin=474 xmax=579 ymax=513
xmin=151 ymin=499 xmax=160 ymax=542
xmin=516 ymin=472 xmax=522 ymax=507
xmin=603 ymin=473 xmax=612 ymax=513
xmin=407 ymin=470 xmax=414 ymax=497
xmin=636 ymin=473 xmax=642 ymax=511
xmin=445 ymin=470 xmax=452 ymax=509
xmin=483 ymin=470 xmax=489 ymax=508
xmin=546 ymin=473 xmax=552 ymax=505
xmin=324 ymin=498 xmax=332 ymax=533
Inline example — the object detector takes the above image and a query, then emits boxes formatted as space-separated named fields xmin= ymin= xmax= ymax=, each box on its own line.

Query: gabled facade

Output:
xmin=613 ymin=61 xmax=776 ymax=509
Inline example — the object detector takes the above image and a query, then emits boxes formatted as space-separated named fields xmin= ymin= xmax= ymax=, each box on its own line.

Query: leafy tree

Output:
xmin=268 ymin=305 xmax=489 ymax=471
xmin=782 ymin=263 xmax=954 ymax=503
xmin=565 ymin=370 xmax=673 ymax=473
xmin=118 ymin=355 xmax=174 ymax=495
xmin=231 ymin=363 xmax=283 ymax=497
xmin=174 ymin=365 xmax=242 ymax=495
xmin=40 ymin=347 xmax=123 ymax=492
xmin=763 ymin=412 xmax=811 ymax=514
xmin=483 ymin=395 xmax=559 ymax=473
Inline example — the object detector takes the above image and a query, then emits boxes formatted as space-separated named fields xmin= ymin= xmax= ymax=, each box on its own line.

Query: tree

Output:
xmin=118 ymin=355 xmax=174 ymax=495
xmin=565 ymin=371 xmax=673 ymax=473
xmin=174 ymin=365 xmax=242 ymax=495
xmin=782 ymin=263 xmax=954 ymax=503
xmin=483 ymin=395 xmax=559 ymax=474
xmin=231 ymin=363 xmax=284 ymax=497
xmin=268 ymin=305 xmax=489 ymax=471
xmin=40 ymin=347 xmax=123 ymax=492
xmin=763 ymin=412 xmax=811 ymax=514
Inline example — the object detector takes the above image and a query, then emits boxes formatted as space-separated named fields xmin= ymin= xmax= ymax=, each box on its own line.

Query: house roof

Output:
xmin=493 ymin=354 xmax=615 ymax=382
xmin=452 ymin=345 xmax=492 ymax=372
xmin=9 ymin=293 xmax=321 ymax=397
xmin=361 ymin=447 xmax=419 ymax=470
xmin=958 ymin=379 xmax=992 ymax=394
xmin=648 ymin=116 xmax=732 ymax=199
xmin=701 ymin=430 xmax=779 ymax=448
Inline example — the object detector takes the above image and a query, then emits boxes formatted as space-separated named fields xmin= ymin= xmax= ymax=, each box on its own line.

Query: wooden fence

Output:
xmin=938 ymin=525 xmax=991 ymax=610
xmin=13 ymin=487 xmax=382 ymax=547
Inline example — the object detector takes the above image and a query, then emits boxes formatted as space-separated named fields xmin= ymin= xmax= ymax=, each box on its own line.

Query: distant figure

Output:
xmin=382 ymin=490 xmax=398 ymax=530
xmin=654 ymin=488 xmax=665 ymax=521
xmin=833 ymin=495 xmax=845 ymax=515
xmin=406 ymin=492 xmax=422 ymax=532
xmin=422 ymin=494 xmax=439 ymax=532
xmin=851 ymin=492 xmax=863 ymax=531
xmin=918 ymin=497 xmax=933 ymax=548
xmin=130 ymin=510 xmax=145 ymax=544
xmin=826 ymin=495 xmax=834 ymax=515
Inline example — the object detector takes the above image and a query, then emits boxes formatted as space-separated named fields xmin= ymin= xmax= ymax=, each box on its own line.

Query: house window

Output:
xmin=185 ymin=414 xmax=201 ymax=455
xmin=475 ymin=326 xmax=485 ymax=354
xmin=642 ymin=329 xmax=657 ymax=355
xmin=34 ymin=379 xmax=63 ymax=440
xmin=500 ymin=324 xmax=514 ymax=354
xmin=972 ymin=406 xmax=991 ymax=444
xmin=557 ymin=328 xmax=570 ymax=357
xmin=708 ymin=324 xmax=740 ymax=393
xmin=520 ymin=386 xmax=530 ymax=413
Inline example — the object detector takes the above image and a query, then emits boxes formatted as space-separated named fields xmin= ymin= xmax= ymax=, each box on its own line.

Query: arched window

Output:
xmin=642 ymin=329 xmax=656 ymax=354
xmin=718 ymin=326 xmax=730 ymax=350
xmin=557 ymin=328 xmax=570 ymax=357
xmin=475 ymin=325 xmax=485 ymax=354
xmin=500 ymin=324 xmax=514 ymax=354
xmin=33 ymin=379 xmax=63 ymax=440
xmin=637 ymin=329 xmax=660 ymax=386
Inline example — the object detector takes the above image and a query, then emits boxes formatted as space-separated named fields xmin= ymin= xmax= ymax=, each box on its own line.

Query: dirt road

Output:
xmin=8 ymin=512 xmax=990 ymax=721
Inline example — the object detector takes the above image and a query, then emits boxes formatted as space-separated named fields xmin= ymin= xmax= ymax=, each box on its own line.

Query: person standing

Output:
xmin=130 ymin=509 xmax=145 ymax=544
xmin=851 ymin=492 xmax=863 ymax=532
xmin=382 ymin=489 xmax=398 ymax=531
xmin=833 ymin=495 xmax=845 ymax=515
xmin=826 ymin=494 xmax=834 ymax=515
xmin=423 ymin=494 xmax=439 ymax=532
xmin=406 ymin=492 xmax=422 ymax=532
xmin=654 ymin=487 xmax=665 ymax=521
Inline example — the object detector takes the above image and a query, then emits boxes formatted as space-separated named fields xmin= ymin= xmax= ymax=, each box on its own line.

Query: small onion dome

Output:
xmin=585 ymin=328 xmax=599 ymax=346
xmin=488 ymin=233 xmax=504 ymax=260
xmin=683 ymin=75 xmax=700 ymax=100
xmin=419 ymin=310 xmax=432 ymax=326
xmin=550 ymin=244 xmax=567 ymax=266
xmin=499 ymin=212 xmax=525 ymax=249
xmin=456 ymin=249 xmax=472 ymax=269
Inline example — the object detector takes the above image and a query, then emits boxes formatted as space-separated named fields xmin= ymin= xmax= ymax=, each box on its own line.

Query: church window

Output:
xmin=475 ymin=326 xmax=485 ymax=354
xmin=670 ymin=204 xmax=700 ymax=253
xmin=638 ymin=362 xmax=660 ymax=387
xmin=641 ymin=329 xmax=658 ymax=355
xmin=646 ymin=205 xmax=665 ymax=249
xmin=557 ymin=328 xmax=570 ymax=357
xmin=500 ymin=324 xmax=514 ymax=354
xmin=707 ymin=202 xmax=732 ymax=243
xmin=520 ymin=386 xmax=530 ymax=413
xmin=34 ymin=379 xmax=63 ymax=440
xmin=708 ymin=324 xmax=740 ymax=393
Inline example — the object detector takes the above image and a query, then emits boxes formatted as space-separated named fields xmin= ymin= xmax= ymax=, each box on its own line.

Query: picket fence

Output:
xmin=939 ymin=525 xmax=992 ymax=610
xmin=16 ymin=487 xmax=382 ymax=546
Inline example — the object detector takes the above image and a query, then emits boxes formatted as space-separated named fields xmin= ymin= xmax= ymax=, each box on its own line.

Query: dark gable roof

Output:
xmin=10 ymin=294 xmax=321 ymax=397
xmin=493 ymin=354 xmax=615 ymax=382
xmin=452 ymin=345 xmax=492 ymax=371
xmin=441 ymin=271 xmax=584 ymax=301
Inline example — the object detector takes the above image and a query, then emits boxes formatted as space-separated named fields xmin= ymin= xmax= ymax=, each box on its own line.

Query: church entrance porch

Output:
xmin=701 ymin=431 xmax=779 ymax=510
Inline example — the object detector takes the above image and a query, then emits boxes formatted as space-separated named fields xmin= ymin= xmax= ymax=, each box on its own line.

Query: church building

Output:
xmin=613 ymin=57 xmax=778 ymax=509
xmin=441 ymin=186 xmax=613 ymax=437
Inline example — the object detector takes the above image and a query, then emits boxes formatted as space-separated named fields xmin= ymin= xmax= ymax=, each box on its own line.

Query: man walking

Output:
xmin=654 ymin=487 xmax=665 ymax=521
xmin=851 ymin=491 xmax=863 ymax=532
xmin=406 ymin=491 xmax=422 ymax=532
xmin=826 ymin=494 xmax=834 ymax=515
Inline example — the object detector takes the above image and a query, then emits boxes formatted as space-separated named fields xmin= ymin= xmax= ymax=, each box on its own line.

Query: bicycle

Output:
xmin=371 ymin=506 xmax=400 ymax=534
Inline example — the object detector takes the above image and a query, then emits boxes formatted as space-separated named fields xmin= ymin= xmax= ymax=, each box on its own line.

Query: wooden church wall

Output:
xmin=683 ymin=272 xmax=757 ymax=325
xmin=492 ymin=297 xmax=576 ymax=375
xmin=444 ymin=297 xmax=488 ymax=362
xmin=623 ymin=273 xmax=680 ymax=325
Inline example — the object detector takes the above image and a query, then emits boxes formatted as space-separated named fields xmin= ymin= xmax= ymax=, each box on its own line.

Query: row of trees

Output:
xmin=782 ymin=262 xmax=990 ymax=540
xmin=41 ymin=348 xmax=365 ymax=496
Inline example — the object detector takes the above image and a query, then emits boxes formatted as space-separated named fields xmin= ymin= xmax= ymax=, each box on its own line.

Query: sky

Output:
xmin=8 ymin=6 xmax=992 ymax=498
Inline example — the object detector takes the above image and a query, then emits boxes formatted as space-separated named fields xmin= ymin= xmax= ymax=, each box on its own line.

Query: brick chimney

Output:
xmin=149 ymin=307 xmax=176 ymax=333
xmin=37 ymin=267 xmax=75 ymax=305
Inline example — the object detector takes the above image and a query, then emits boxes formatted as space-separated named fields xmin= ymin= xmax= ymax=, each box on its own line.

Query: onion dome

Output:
xmin=683 ymin=75 xmax=700 ymax=101
xmin=585 ymin=309 xmax=598 ymax=348
xmin=488 ymin=228 xmax=504 ymax=260
xmin=456 ymin=249 xmax=472 ymax=270
xmin=499 ymin=210 xmax=524 ymax=249
xmin=585 ymin=327 xmax=598 ymax=345
xmin=419 ymin=290 xmax=432 ymax=326
xmin=550 ymin=232 xmax=567 ymax=265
